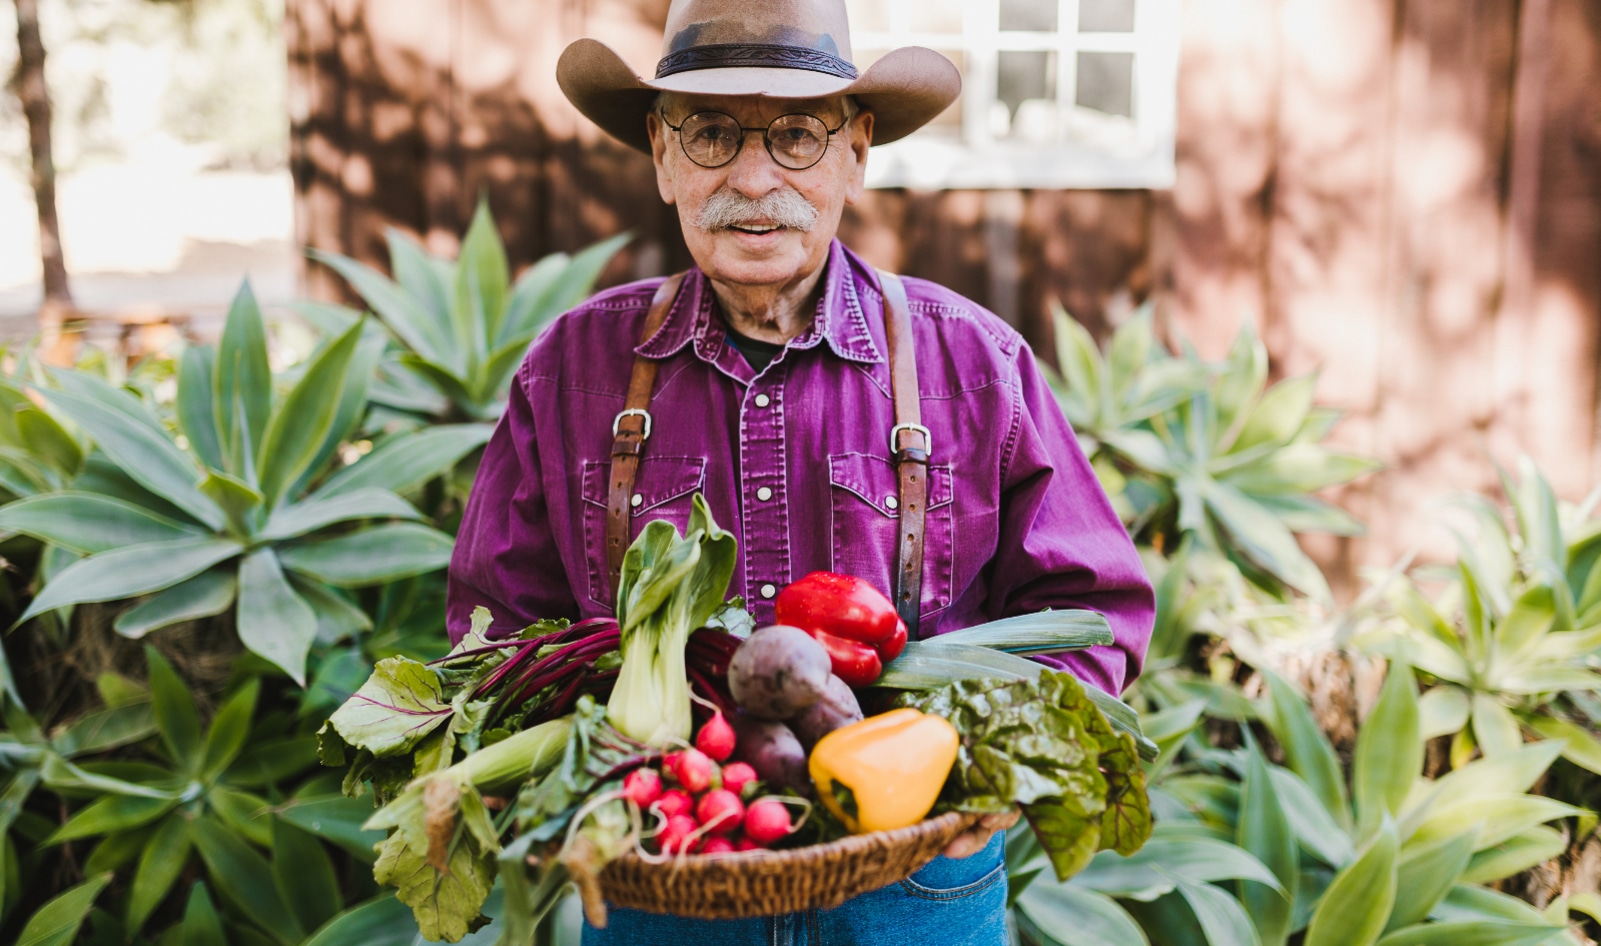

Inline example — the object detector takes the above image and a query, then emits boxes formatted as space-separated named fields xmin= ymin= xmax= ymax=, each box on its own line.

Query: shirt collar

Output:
xmin=634 ymin=240 xmax=884 ymax=365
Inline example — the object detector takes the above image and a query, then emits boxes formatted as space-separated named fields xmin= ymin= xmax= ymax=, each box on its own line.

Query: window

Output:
xmin=848 ymin=0 xmax=1181 ymax=189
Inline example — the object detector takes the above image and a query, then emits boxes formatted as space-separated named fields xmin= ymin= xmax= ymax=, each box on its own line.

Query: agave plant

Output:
xmin=3 ymin=650 xmax=353 ymax=944
xmin=1013 ymin=661 xmax=1589 ymax=946
xmin=0 ymin=375 xmax=83 ymax=504
xmin=0 ymin=285 xmax=478 ymax=684
xmin=1044 ymin=308 xmax=1380 ymax=601
xmin=308 ymin=198 xmax=630 ymax=427
xmin=1362 ymin=457 xmax=1601 ymax=775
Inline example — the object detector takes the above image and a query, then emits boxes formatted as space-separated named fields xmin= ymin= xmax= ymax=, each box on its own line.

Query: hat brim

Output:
xmin=557 ymin=38 xmax=960 ymax=153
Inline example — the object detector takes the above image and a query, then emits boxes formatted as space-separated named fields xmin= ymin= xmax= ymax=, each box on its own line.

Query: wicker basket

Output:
xmin=594 ymin=811 xmax=978 ymax=920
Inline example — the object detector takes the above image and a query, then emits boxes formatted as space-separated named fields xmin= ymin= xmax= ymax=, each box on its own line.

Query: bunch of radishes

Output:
xmin=622 ymin=708 xmax=802 ymax=856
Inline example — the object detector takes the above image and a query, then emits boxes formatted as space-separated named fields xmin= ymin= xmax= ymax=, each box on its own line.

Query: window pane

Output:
xmin=999 ymin=0 xmax=1056 ymax=32
xmin=922 ymin=0 xmax=964 ymax=34
xmin=845 ymin=0 xmax=891 ymax=33
xmin=1075 ymin=51 xmax=1133 ymax=117
xmin=1078 ymin=0 xmax=1136 ymax=32
xmin=997 ymin=50 xmax=1057 ymax=139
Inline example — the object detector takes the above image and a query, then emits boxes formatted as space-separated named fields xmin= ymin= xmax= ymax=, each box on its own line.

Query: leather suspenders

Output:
xmin=877 ymin=271 xmax=930 ymax=637
xmin=604 ymin=270 xmax=930 ymax=638
xmin=605 ymin=273 xmax=685 ymax=592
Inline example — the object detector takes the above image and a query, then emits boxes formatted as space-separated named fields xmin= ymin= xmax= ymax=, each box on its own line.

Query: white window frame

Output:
xmin=853 ymin=0 xmax=1181 ymax=189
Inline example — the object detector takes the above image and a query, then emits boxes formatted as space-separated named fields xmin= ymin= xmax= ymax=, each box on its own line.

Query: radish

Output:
xmin=673 ymin=748 xmax=717 ymax=794
xmin=735 ymin=836 xmax=763 ymax=852
xmin=653 ymin=788 xmax=695 ymax=820
xmin=696 ymin=711 xmax=737 ymax=762
xmin=623 ymin=768 xmax=663 ymax=809
xmin=695 ymin=789 xmax=745 ymax=835
xmin=657 ymin=814 xmax=698 ymax=855
xmin=699 ymin=836 xmax=736 ymax=856
xmin=721 ymin=761 xmax=758 ymax=798
xmin=744 ymin=799 xmax=794 ymax=845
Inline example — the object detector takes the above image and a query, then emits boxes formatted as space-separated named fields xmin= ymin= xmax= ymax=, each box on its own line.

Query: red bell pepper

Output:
xmin=774 ymin=572 xmax=908 ymax=687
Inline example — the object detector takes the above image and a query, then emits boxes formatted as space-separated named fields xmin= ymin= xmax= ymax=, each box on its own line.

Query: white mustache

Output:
xmin=693 ymin=187 xmax=819 ymax=233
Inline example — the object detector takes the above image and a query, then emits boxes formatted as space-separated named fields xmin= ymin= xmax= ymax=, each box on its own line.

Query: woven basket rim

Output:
xmin=608 ymin=809 xmax=977 ymax=872
xmin=591 ymin=809 xmax=981 ymax=920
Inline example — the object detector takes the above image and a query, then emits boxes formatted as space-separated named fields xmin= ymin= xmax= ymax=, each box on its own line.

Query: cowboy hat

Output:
xmin=557 ymin=0 xmax=961 ymax=153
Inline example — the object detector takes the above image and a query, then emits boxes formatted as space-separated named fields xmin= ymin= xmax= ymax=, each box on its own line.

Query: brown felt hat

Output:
xmin=557 ymin=0 xmax=961 ymax=153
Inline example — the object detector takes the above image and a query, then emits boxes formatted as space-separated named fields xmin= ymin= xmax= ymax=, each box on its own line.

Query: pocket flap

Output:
xmin=828 ymin=452 xmax=953 ymax=517
xmin=582 ymin=456 xmax=707 ymax=516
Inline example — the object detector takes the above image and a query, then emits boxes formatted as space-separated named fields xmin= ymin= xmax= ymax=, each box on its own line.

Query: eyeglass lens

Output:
xmin=677 ymin=112 xmax=832 ymax=170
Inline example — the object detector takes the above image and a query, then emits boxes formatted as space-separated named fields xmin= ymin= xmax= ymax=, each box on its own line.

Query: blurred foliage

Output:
xmin=0 ymin=284 xmax=461 ymax=685
xmin=1015 ymin=661 xmax=1592 ymax=946
xmin=307 ymin=199 xmax=630 ymax=428
xmin=1043 ymin=306 xmax=1379 ymax=602
xmin=1357 ymin=457 xmax=1601 ymax=777
xmin=0 ymin=210 xmax=620 ymax=944
xmin=1030 ymin=308 xmax=1600 ymax=946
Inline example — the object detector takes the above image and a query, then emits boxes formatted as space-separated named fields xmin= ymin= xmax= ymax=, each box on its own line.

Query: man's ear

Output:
xmin=647 ymin=112 xmax=676 ymax=205
xmin=844 ymin=109 xmax=874 ymax=205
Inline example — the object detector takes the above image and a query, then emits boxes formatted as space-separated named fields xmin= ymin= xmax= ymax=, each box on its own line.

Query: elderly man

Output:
xmin=447 ymin=0 xmax=1154 ymax=941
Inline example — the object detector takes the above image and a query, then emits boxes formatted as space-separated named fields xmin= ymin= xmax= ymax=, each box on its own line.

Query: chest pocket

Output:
xmin=580 ymin=456 xmax=707 ymax=607
xmin=827 ymin=452 xmax=955 ymax=621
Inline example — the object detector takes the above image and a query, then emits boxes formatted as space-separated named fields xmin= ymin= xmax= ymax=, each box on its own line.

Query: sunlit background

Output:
xmin=0 ymin=0 xmax=292 ymax=334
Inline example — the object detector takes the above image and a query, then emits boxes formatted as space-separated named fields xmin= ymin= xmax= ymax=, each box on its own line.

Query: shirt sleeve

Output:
xmin=984 ymin=345 xmax=1156 ymax=694
xmin=445 ymin=359 xmax=579 ymax=644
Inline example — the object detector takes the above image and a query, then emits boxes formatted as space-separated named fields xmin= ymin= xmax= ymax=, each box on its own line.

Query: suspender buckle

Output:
xmin=889 ymin=422 xmax=931 ymax=459
xmin=613 ymin=408 xmax=653 ymax=441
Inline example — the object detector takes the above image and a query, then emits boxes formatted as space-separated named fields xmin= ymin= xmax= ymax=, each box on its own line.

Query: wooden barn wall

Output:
xmin=286 ymin=0 xmax=1601 ymax=590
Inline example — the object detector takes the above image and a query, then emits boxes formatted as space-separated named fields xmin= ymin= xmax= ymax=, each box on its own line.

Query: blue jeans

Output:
xmin=582 ymin=833 xmax=1008 ymax=946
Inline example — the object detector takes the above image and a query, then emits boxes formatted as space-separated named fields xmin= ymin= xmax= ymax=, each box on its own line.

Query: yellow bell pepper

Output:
xmin=809 ymin=708 xmax=959 ymax=834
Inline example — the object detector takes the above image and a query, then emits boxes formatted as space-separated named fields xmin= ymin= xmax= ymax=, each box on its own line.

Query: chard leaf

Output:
xmin=373 ymin=816 xmax=494 ymax=943
xmin=912 ymin=670 xmax=1152 ymax=881
xmin=325 ymin=656 xmax=452 ymax=759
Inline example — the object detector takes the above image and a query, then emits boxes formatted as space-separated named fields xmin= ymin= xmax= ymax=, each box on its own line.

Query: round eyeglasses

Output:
xmin=659 ymin=109 xmax=851 ymax=171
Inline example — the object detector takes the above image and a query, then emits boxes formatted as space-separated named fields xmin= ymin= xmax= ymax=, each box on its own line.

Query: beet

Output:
xmin=727 ymin=625 xmax=831 ymax=719
xmin=789 ymin=674 xmax=864 ymax=750
xmin=730 ymin=715 xmax=809 ymax=791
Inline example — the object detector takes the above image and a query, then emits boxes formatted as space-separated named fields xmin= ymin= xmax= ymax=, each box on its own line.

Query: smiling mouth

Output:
xmin=729 ymin=223 xmax=784 ymax=235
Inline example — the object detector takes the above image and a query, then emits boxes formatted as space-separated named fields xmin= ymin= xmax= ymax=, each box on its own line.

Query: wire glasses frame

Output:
xmin=658 ymin=109 xmax=853 ymax=171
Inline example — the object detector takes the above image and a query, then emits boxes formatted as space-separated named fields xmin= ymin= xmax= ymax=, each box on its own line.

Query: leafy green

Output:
xmin=910 ymin=669 xmax=1153 ymax=880
xmin=506 ymin=698 xmax=648 ymax=931
xmin=361 ymin=716 xmax=572 ymax=942
xmin=879 ymin=639 xmax=1158 ymax=761
xmin=321 ymin=656 xmax=453 ymax=759
xmin=607 ymin=494 xmax=736 ymax=747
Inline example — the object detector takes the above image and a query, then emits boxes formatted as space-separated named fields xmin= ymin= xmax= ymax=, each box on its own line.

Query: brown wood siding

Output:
xmin=285 ymin=0 xmax=1601 ymax=591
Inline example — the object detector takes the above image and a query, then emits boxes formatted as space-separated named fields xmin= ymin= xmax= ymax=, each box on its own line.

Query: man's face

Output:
xmin=648 ymin=93 xmax=874 ymax=291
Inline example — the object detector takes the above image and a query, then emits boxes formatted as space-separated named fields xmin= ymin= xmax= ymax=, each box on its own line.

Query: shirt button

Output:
xmin=631 ymin=493 xmax=642 ymax=508
xmin=756 ymin=486 xmax=773 ymax=501
xmin=754 ymin=393 xmax=771 ymax=407
xmin=885 ymin=495 xmax=899 ymax=510
xmin=760 ymin=583 xmax=777 ymax=599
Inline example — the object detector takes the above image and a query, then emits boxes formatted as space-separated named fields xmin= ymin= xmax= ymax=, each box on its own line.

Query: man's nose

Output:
xmin=724 ymin=130 xmax=785 ymax=198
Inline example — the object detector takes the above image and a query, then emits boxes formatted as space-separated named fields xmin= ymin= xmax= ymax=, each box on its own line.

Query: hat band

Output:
xmin=655 ymin=43 xmax=859 ymax=81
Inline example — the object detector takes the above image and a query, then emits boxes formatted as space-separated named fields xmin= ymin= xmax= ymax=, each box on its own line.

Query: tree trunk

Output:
xmin=12 ymin=0 xmax=74 ymax=339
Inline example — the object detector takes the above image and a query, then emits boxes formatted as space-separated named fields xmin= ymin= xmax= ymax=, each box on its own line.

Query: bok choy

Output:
xmin=607 ymin=494 xmax=737 ymax=746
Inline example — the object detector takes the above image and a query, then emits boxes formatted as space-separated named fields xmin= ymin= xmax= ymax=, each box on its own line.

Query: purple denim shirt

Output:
xmin=446 ymin=240 xmax=1154 ymax=694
